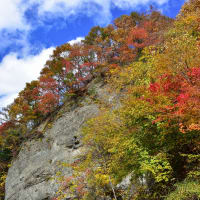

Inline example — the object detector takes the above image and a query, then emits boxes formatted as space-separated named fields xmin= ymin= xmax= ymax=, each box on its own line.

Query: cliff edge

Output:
xmin=5 ymin=80 xmax=114 ymax=200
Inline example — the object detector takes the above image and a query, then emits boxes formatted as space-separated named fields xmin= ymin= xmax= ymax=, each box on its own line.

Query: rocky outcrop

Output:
xmin=5 ymin=80 xmax=117 ymax=200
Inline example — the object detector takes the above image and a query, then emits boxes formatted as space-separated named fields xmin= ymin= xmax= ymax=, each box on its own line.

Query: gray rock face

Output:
xmin=5 ymin=82 xmax=109 ymax=200
xmin=5 ymin=103 xmax=99 ymax=200
xmin=5 ymin=80 xmax=119 ymax=200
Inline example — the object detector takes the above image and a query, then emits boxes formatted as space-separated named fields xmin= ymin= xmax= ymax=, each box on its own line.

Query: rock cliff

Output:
xmin=5 ymin=80 xmax=115 ymax=200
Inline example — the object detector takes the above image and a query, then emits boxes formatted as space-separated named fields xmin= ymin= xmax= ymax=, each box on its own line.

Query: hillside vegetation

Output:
xmin=1 ymin=0 xmax=200 ymax=199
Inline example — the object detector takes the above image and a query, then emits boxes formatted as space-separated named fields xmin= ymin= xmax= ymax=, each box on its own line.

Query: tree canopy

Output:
xmin=1 ymin=1 xmax=200 ymax=199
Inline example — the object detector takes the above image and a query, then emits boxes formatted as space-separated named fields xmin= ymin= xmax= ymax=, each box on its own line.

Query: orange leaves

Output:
xmin=0 ymin=9 xmax=173 ymax=134
xmin=179 ymin=123 xmax=200 ymax=134
xmin=0 ymin=9 xmax=187 ymax=200
xmin=36 ymin=76 xmax=60 ymax=114
xmin=126 ymin=15 xmax=168 ymax=57
xmin=39 ymin=76 xmax=58 ymax=92
xmin=0 ymin=121 xmax=14 ymax=135
xmin=188 ymin=123 xmax=200 ymax=131
xmin=63 ymin=60 xmax=72 ymax=73
xmin=38 ymin=92 xmax=59 ymax=114
xmin=39 ymin=77 xmax=59 ymax=94
xmin=128 ymin=27 xmax=148 ymax=49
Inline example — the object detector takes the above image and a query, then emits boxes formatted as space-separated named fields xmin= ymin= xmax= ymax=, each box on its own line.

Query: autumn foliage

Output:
xmin=1 ymin=2 xmax=200 ymax=199
xmin=55 ymin=2 xmax=200 ymax=199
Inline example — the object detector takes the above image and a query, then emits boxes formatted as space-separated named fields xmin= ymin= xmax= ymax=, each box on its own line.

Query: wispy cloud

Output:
xmin=31 ymin=0 xmax=169 ymax=24
xmin=68 ymin=37 xmax=84 ymax=45
xmin=0 ymin=0 xmax=171 ymax=108
xmin=0 ymin=0 xmax=170 ymax=32
xmin=0 ymin=0 xmax=28 ymax=30
xmin=0 ymin=36 xmax=85 ymax=108
xmin=0 ymin=47 xmax=54 ymax=108
xmin=0 ymin=0 xmax=170 ymax=55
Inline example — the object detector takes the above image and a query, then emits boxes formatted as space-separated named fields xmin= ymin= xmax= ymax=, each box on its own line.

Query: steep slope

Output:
xmin=5 ymin=80 xmax=115 ymax=200
xmin=2 ymin=2 xmax=200 ymax=199
xmin=0 ymin=10 xmax=173 ymax=199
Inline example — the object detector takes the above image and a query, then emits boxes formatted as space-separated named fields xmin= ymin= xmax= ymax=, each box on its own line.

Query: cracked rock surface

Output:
xmin=5 ymin=80 xmax=118 ymax=200
xmin=5 ymin=103 xmax=98 ymax=200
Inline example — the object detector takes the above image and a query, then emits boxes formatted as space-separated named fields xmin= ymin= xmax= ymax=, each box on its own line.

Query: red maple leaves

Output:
xmin=148 ymin=67 xmax=200 ymax=132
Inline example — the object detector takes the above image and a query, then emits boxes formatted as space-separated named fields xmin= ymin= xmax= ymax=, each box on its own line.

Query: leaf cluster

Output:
xmin=55 ymin=1 xmax=200 ymax=199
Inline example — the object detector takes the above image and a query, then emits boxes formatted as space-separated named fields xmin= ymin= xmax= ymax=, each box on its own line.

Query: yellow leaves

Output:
xmin=55 ymin=4 xmax=200 ymax=198
xmin=176 ymin=13 xmax=198 ymax=29
xmin=183 ymin=14 xmax=198 ymax=25
xmin=188 ymin=123 xmax=200 ymax=131
xmin=0 ymin=172 xmax=7 ymax=198
xmin=178 ymin=0 xmax=200 ymax=34
xmin=179 ymin=122 xmax=200 ymax=134
xmin=94 ymin=169 xmax=110 ymax=185
xmin=0 ymin=174 xmax=6 ymax=187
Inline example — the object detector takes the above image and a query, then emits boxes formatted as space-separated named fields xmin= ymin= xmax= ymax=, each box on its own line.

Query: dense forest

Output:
xmin=1 ymin=0 xmax=200 ymax=199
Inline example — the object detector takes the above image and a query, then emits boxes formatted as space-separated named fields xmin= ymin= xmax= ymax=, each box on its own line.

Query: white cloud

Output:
xmin=112 ymin=0 xmax=168 ymax=8
xmin=68 ymin=37 xmax=84 ymax=45
xmin=0 ymin=93 xmax=18 ymax=108
xmin=0 ymin=0 xmax=30 ymax=55
xmin=0 ymin=0 xmax=170 ymax=32
xmin=0 ymin=36 xmax=84 ymax=108
xmin=0 ymin=47 xmax=54 ymax=108
xmin=0 ymin=0 xmax=170 ymax=55
xmin=0 ymin=0 xmax=172 ymax=108
xmin=0 ymin=0 xmax=28 ymax=30
xmin=31 ymin=0 xmax=169 ymax=24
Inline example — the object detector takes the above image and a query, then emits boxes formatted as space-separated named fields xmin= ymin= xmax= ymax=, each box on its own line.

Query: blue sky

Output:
xmin=0 ymin=0 xmax=186 ymax=108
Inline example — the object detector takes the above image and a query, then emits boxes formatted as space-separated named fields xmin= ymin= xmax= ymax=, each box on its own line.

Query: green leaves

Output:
xmin=1 ymin=1 xmax=200 ymax=199
xmin=166 ymin=180 xmax=200 ymax=200
xmin=140 ymin=152 xmax=173 ymax=183
xmin=61 ymin=2 xmax=200 ymax=199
